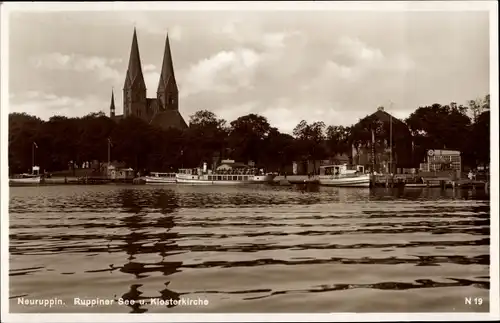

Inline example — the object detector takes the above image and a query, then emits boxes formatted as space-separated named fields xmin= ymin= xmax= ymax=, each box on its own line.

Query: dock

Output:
xmin=40 ymin=176 xmax=133 ymax=185
xmin=371 ymin=174 xmax=488 ymax=190
xmin=449 ymin=179 xmax=487 ymax=189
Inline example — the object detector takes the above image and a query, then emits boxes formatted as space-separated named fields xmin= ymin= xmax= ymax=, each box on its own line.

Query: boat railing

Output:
xmin=319 ymin=172 xmax=367 ymax=179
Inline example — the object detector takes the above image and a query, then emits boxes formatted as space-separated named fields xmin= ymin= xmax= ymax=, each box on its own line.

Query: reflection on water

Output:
xmin=9 ymin=185 xmax=490 ymax=313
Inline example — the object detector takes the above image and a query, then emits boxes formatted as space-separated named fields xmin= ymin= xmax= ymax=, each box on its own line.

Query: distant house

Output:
xmin=107 ymin=165 xmax=135 ymax=180
xmin=419 ymin=149 xmax=462 ymax=179
xmin=351 ymin=107 xmax=413 ymax=174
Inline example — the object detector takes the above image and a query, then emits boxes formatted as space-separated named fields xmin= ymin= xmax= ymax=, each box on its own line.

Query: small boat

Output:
xmin=176 ymin=162 xmax=276 ymax=185
xmin=9 ymin=173 xmax=42 ymax=185
xmin=143 ymin=172 xmax=177 ymax=184
xmin=318 ymin=164 xmax=371 ymax=187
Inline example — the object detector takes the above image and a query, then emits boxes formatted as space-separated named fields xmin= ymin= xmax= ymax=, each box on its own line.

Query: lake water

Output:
xmin=8 ymin=185 xmax=490 ymax=313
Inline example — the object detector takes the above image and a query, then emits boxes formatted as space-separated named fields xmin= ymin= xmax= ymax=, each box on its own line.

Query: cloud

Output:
xmin=144 ymin=71 xmax=161 ymax=96
xmin=260 ymin=97 xmax=347 ymax=135
xmin=143 ymin=64 xmax=157 ymax=72
xmin=9 ymin=10 xmax=489 ymax=133
xmin=30 ymin=52 xmax=122 ymax=83
xmin=180 ymin=48 xmax=262 ymax=97
xmin=169 ymin=25 xmax=183 ymax=41
xmin=177 ymin=32 xmax=422 ymax=132
xmin=215 ymin=101 xmax=260 ymax=123
xmin=142 ymin=64 xmax=161 ymax=96
xmin=334 ymin=36 xmax=385 ymax=65
xmin=10 ymin=91 xmax=108 ymax=120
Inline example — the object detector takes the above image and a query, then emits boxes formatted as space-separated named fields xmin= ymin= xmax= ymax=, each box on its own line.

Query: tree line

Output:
xmin=8 ymin=94 xmax=490 ymax=175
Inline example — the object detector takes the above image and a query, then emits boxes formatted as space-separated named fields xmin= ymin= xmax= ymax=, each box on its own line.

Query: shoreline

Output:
xmin=8 ymin=175 xmax=489 ymax=191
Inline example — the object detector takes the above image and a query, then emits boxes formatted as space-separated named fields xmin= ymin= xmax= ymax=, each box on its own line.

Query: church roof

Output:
xmin=157 ymin=33 xmax=177 ymax=93
xmin=369 ymin=108 xmax=407 ymax=127
xmin=354 ymin=107 xmax=410 ymax=133
xmin=124 ymin=28 xmax=146 ymax=90
xmin=150 ymin=110 xmax=187 ymax=130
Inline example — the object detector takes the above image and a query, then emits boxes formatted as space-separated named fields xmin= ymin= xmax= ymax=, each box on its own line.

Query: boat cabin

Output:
xmin=32 ymin=166 xmax=40 ymax=176
xmin=320 ymin=164 xmax=365 ymax=176
xmin=177 ymin=167 xmax=255 ymax=182
xmin=149 ymin=172 xmax=176 ymax=179
xmin=207 ymin=174 xmax=254 ymax=181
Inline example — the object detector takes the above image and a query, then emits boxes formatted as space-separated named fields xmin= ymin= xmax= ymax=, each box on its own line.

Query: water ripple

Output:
xmin=9 ymin=185 xmax=490 ymax=313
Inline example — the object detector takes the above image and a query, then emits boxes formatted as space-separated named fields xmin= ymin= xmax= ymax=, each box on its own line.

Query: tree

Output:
xmin=110 ymin=116 xmax=154 ymax=170
xmin=292 ymin=120 xmax=327 ymax=174
xmin=470 ymin=110 xmax=490 ymax=168
xmin=8 ymin=113 xmax=43 ymax=174
xmin=186 ymin=110 xmax=228 ymax=168
xmin=261 ymin=127 xmax=296 ymax=172
xmin=468 ymin=94 xmax=490 ymax=123
xmin=228 ymin=114 xmax=271 ymax=164
xmin=326 ymin=125 xmax=351 ymax=156
xmin=7 ymin=94 xmax=490 ymax=175
xmin=405 ymin=103 xmax=471 ymax=167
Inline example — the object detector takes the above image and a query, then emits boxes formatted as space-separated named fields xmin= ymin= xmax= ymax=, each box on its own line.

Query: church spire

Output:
xmin=157 ymin=33 xmax=177 ymax=93
xmin=124 ymin=27 xmax=146 ymax=89
xmin=109 ymin=89 xmax=116 ymax=118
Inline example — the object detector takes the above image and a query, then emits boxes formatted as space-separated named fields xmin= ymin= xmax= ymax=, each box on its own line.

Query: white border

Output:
xmin=488 ymin=2 xmax=500 ymax=321
xmin=1 ymin=1 xmax=498 ymax=322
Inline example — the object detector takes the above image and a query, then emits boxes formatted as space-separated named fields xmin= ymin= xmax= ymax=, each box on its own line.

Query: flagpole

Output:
xmin=32 ymin=142 xmax=35 ymax=170
xmin=390 ymin=114 xmax=392 ymax=174
xmin=371 ymin=128 xmax=375 ymax=173
xmin=108 ymin=138 xmax=111 ymax=166
xmin=389 ymin=100 xmax=394 ymax=174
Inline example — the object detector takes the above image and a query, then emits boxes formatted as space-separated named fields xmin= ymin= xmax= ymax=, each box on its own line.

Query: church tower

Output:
xmin=109 ymin=89 xmax=116 ymax=118
xmin=123 ymin=28 xmax=147 ymax=119
xmin=157 ymin=34 xmax=179 ymax=112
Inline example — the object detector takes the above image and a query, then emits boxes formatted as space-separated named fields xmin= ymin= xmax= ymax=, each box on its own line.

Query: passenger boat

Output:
xmin=318 ymin=164 xmax=371 ymax=187
xmin=143 ymin=172 xmax=177 ymax=184
xmin=176 ymin=162 xmax=275 ymax=185
xmin=9 ymin=173 xmax=42 ymax=185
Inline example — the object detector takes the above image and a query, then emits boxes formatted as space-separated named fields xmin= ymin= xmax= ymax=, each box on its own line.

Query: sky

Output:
xmin=6 ymin=5 xmax=491 ymax=134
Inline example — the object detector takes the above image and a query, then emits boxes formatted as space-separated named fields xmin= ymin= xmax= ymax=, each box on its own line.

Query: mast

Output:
xmin=371 ymin=127 xmax=375 ymax=172
xmin=32 ymin=142 xmax=38 ymax=171
xmin=389 ymin=101 xmax=394 ymax=174
xmin=107 ymin=138 xmax=112 ymax=166
xmin=390 ymin=114 xmax=392 ymax=174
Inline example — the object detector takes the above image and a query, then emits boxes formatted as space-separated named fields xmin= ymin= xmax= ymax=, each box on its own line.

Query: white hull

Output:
xmin=252 ymin=175 xmax=276 ymax=183
xmin=319 ymin=174 xmax=371 ymax=187
xmin=10 ymin=177 xmax=41 ymax=185
xmin=144 ymin=176 xmax=176 ymax=184
xmin=176 ymin=174 xmax=275 ymax=185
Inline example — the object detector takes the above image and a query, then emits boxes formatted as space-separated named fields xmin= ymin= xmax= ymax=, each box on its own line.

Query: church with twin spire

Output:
xmin=109 ymin=28 xmax=188 ymax=130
